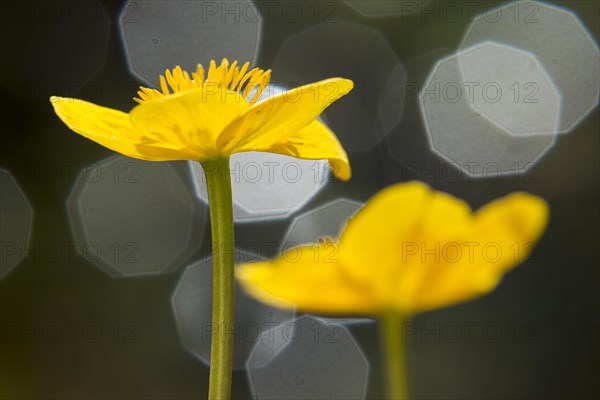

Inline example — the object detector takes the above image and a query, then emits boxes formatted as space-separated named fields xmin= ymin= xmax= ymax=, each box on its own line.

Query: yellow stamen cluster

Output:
xmin=134 ymin=59 xmax=272 ymax=106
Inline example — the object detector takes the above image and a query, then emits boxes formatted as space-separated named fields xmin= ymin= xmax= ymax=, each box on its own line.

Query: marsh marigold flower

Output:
xmin=50 ymin=59 xmax=353 ymax=180
xmin=237 ymin=181 xmax=549 ymax=315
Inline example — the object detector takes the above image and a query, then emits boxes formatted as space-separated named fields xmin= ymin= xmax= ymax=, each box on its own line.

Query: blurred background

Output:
xmin=0 ymin=0 xmax=598 ymax=398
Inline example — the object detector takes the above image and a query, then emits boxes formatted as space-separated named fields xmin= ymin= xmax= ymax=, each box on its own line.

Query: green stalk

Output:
xmin=203 ymin=157 xmax=235 ymax=400
xmin=380 ymin=311 xmax=409 ymax=400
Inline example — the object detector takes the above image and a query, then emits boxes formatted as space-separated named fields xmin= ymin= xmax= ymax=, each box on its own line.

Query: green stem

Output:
xmin=203 ymin=157 xmax=235 ymax=400
xmin=380 ymin=311 xmax=409 ymax=400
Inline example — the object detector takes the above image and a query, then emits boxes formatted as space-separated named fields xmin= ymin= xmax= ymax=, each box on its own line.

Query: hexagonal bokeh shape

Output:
xmin=345 ymin=0 xmax=432 ymax=18
xmin=1 ymin=169 xmax=33 ymax=279
xmin=119 ymin=0 xmax=262 ymax=87
xmin=280 ymin=198 xmax=363 ymax=252
xmin=248 ymin=316 xmax=369 ymax=399
xmin=378 ymin=63 xmax=409 ymax=135
xmin=461 ymin=0 xmax=600 ymax=133
xmin=186 ymin=82 xmax=329 ymax=222
xmin=67 ymin=155 xmax=206 ymax=277
xmin=190 ymin=153 xmax=329 ymax=223
xmin=420 ymin=46 xmax=557 ymax=178
xmin=459 ymin=42 xmax=561 ymax=135
xmin=280 ymin=199 xmax=374 ymax=326
xmin=381 ymin=47 xmax=495 ymax=202
xmin=0 ymin=0 xmax=110 ymax=98
xmin=273 ymin=20 xmax=406 ymax=152
xmin=172 ymin=249 xmax=295 ymax=369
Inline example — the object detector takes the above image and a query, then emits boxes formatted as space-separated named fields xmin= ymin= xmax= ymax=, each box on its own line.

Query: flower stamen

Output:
xmin=134 ymin=58 xmax=272 ymax=105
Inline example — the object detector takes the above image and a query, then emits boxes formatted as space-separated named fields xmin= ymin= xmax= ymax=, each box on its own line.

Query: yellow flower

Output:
xmin=237 ymin=181 xmax=549 ymax=315
xmin=50 ymin=59 xmax=353 ymax=181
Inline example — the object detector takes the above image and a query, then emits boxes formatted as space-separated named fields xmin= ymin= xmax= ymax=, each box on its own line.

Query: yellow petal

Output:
xmin=50 ymin=96 xmax=198 ymax=160
xmin=237 ymin=181 xmax=549 ymax=316
xmin=339 ymin=182 xmax=471 ymax=289
xmin=240 ymin=119 xmax=351 ymax=181
xmin=399 ymin=192 xmax=549 ymax=313
xmin=340 ymin=181 xmax=532 ymax=314
xmin=472 ymin=192 xmax=549 ymax=271
xmin=217 ymin=78 xmax=354 ymax=180
xmin=130 ymin=88 xmax=249 ymax=160
xmin=236 ymin=244 xmax=377 ymax=314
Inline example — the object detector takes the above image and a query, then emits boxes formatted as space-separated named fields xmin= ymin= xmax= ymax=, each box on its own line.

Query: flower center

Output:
xmin=134 ymin=58 xmax=271 ymax=106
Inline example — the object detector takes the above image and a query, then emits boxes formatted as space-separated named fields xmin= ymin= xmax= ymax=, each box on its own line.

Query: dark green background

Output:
xmin=1 ymin=1 xmax=598 ymax=398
